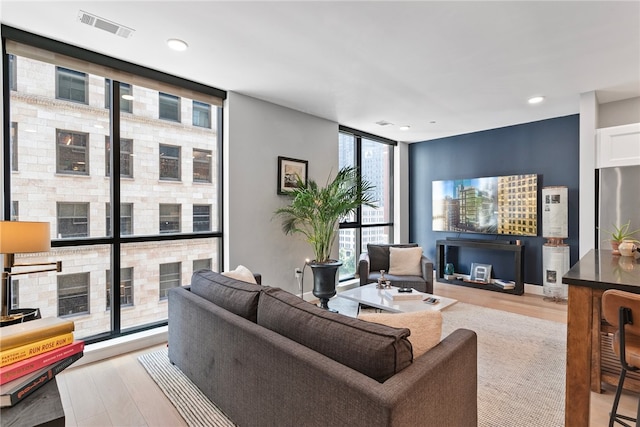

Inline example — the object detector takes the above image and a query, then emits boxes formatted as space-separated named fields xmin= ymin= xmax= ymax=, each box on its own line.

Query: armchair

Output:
xmin=358 ymin=243 xmax=434 ymax=293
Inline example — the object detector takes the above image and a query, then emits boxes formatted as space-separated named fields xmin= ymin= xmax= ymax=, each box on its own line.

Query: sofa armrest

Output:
xmin=358 ymin=252 xmax=371 ymax=286
xmin=420 ymin=255 xmax=434 ymax=294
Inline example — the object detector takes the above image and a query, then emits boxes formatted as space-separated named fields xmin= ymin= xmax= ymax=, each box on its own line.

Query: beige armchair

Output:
xmin=358 ymin=243 xmax=434 ymax=293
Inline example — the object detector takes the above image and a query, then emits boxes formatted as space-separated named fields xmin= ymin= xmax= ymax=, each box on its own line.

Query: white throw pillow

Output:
xmin=357 ymin=310 xmax=442 ymax=357
xmin=222 ymin=265 xmax=257 ymax=284
xmin=388 ymin=246 xmax=423 ymax=276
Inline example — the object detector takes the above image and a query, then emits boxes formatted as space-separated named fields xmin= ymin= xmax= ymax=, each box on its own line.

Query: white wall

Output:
xmin=224 ymin=92 xmax=338 ymax=293
xmin=599 ymin=97 xmax=640 ymax=128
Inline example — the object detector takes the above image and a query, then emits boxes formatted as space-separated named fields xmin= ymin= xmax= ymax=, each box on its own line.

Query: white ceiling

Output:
xmin=2 ymin=1 xmax=639 ymax=143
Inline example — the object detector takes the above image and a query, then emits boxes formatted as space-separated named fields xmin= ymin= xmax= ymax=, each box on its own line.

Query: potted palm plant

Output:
xmin=275 ymin=166 xmax=377 ymax=309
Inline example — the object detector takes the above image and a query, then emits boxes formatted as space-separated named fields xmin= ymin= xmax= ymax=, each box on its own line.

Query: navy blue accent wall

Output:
xmin=409 ymin=114 xmax=580 ymax=286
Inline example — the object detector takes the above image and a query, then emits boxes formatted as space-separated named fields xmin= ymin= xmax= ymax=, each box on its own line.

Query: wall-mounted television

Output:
xmin=432 ymin=174 xmax=538 ymax=236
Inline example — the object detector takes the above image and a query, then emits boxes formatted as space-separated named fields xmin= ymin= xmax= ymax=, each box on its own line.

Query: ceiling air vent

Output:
xmin=375 ymin=120 xmax=394 ymax=127
xmin=77 ymin=10 xmax=134 ymax=39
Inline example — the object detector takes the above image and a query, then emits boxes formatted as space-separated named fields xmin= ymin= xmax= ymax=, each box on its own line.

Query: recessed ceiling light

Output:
xmin=399 ymin=125 xmax=411 ymax=131
xmin=528 ymin=96 xmax=545 ymax=104
xmin=167 ymin=38 xmax=188 ymax=51
xmin=122 ymin=94 xmax=134 ymax=101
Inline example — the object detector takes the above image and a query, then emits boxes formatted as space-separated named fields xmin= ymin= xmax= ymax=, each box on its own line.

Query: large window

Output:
xmin=4 ymin=27 xmax=224 ymax=343
xmin=8 ymin=54 xmax=16 ymax=90
xmin=10 ymin=122 xmax=17 ymax=171
xmin=56 ymin=67 xmax=87 ymax=103
xmin=338 ymin=127 xmax=395 ymax=280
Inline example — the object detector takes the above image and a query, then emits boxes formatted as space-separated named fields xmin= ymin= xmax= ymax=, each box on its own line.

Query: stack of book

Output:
xmin=0 ymin=317 xmax=84 ymax=408
xmin=493 ymin=279 xmax=516 ymax=290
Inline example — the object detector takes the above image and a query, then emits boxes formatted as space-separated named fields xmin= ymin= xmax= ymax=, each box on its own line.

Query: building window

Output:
xmin=160 ymin=204 xmax=181 ymax=233
xmin=57 ymin=130 xmax=89 ymax=175
xmin=192 ymin=101 xmax=211 ymax=128
xmin=106 ymin=203 xmax=133 ymax=236
xmin=58 ymin=273 xmax=90 ymax=317
xmin=193 ymin=258 xmax=211 ymax=272
xmin=159 ymin=144 xmax=181 ymax=180
xmin=56 ymin=67 xmax=87 ymax=103
xmin=193 ymin=205 xmax=211 ymax=232
xmin=338 ymin=127 xmax=395 ymax=280
xmin=8 ymin=54 xmax=17 ymax=91
xmin=106 ymin=268 xmax=133 ymax=309
xmin=159 ymin=262 xmax=181 ymax=300
xmin=105 ymin=80 xmax=133 ymax=113
xmin=11 ymin=201 xmax=18 ymax=222
xmin=57 ymin=202 xmax=89 ymax=238
xmin=10 ymin=122 xmax=18 ymax=171
xmin=159 ymin=92 xmax=180 ymax=122
xmin=193 ymin=149 xmax=212 ymax=183
xmin=105 ymin=137 xmax=133 ymax=177
xmin=10 ymin=280 xmax=19 ymax=309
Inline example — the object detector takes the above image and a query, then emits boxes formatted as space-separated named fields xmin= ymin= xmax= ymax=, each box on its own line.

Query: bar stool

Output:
xmin=602 ymin=289 xmax=640 ymax=427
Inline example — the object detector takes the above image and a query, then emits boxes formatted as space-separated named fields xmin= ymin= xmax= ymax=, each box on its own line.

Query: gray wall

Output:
xmin=224 ymin=92 xmax=338 ymax=294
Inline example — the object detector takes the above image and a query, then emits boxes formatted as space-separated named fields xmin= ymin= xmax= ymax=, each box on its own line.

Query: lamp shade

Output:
xmin=0 ymin=221 xmax=51 ymax=254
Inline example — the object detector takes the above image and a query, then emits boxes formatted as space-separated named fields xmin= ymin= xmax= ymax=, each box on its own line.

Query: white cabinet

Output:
xmin=596 ymin=123 xmax=640 ymax=168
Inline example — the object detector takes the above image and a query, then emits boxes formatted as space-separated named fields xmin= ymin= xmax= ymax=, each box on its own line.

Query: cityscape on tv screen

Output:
xmin=432 ymin=174 xmax=538 ymax=236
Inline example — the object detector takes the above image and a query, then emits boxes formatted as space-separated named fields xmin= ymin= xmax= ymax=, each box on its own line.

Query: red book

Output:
xmin=0 ymin=341 xmax=84 ymax=385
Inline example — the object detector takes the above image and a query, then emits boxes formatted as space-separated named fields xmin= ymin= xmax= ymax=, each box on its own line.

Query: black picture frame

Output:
xmin=277 ymin=156 xmax=308 ymax=195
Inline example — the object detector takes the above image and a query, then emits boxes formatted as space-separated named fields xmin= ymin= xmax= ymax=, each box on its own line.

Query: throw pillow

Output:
xmin=388 ymin=246 xmax=423 ymax=276
xmin=357 ymin=310 xmax=442 ymax=357
xmin=222 ymin=265 xmax=257 ymax=284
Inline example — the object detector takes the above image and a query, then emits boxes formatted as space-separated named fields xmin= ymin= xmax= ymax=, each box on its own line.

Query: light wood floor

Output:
xmin=56 ymin=282 xmax=637 ymax=426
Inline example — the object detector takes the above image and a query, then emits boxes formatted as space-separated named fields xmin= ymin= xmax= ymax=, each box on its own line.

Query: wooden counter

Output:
xmin=562 ymin=249 xmax=640 ymax=427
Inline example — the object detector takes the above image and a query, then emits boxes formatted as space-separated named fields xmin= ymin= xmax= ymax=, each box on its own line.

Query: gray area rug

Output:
xmin=139 ymin=301 xmax=566 ymax=427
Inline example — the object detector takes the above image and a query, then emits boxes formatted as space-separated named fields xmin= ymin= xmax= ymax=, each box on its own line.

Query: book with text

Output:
xmin=0 ymin=317 xmax=74 ymax=352
xmin=382 ymin=288 xmax=425 ymax=301
xmin=0 ymin=333 xmax=74 ymax=368
xmin=0 ymin=341 xmax=84 ymax=385
xmin=0 ymin=351 xmax=83 ymax=407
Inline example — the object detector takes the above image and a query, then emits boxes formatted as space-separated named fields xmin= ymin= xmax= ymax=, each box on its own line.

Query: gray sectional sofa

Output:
xmin=168 ymin=270 xmax=477 ymax=427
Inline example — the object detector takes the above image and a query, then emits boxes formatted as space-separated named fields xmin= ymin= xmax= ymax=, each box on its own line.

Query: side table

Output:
xmin=1 ymin=378 xmax=65 ymax=427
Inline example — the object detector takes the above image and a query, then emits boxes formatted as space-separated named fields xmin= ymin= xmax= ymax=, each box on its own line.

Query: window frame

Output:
xmin=57 ymin=202 xmax=89 ymax=238
xmin=2 ymin=25 xmax=226 ymax=346
xmin=338 ymin=126 xmax=396 ymax=281
xmin=159 ymin=143 xmax=181 ymax=181
xmin=56 ymin=129 xmax=89 ymax=175
xmin=192 ymin=148 xmax=212 ymax=183
xmin=58 ymin=272 xmax=90 ymax=317
xmin=192 ymin=100 xmax=211 ymax=128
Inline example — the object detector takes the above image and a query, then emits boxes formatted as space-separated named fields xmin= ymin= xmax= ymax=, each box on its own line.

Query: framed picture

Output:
xmin=470 ymin=263 xmax=492 ymax=283
xmin=277 ymin=156 xmax=308 ymax=195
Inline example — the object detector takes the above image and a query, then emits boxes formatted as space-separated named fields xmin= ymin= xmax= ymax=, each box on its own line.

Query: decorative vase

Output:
xmin=611 ymin=240 xmax=621 ymax=255
xmin=308 ymin=260 xmax=342 ymax=311
xmin=618 ymin=240 xmax=638 ymax=257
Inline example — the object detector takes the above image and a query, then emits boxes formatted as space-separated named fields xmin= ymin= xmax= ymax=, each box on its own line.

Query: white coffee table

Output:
xmin=337 ymin=283 xmax=457 ymax=313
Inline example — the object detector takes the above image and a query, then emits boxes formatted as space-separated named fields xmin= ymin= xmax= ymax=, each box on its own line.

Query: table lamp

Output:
xmin=0 ymin=221 xmax=62 ymax=326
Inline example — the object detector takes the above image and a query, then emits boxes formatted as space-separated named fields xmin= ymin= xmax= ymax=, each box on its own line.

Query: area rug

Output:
xmin=139 ymin=302 xmax=566 ymax=427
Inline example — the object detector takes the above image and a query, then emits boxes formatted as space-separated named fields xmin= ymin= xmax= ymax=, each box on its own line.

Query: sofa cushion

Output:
xmin=222 ymin=265 xmax=258 ymax=284
xmin=191 ymin=270 xmax=262 ymax=322
xmin=388 ymin=246 xmax=423 ymax=276
xmin=257 ymin=287 xmax=413 ymax=382
xmin=358 ymin=310 xmax=442 ymax=357
xmin=367 ymin=243 xmax=418 ymax=272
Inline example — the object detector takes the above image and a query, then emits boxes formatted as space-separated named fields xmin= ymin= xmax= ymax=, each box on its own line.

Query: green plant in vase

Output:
xmin=600 ymin=220 xmax=640 ymax=254
xmin=274 ymin=166 xmax=377 ymax=309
